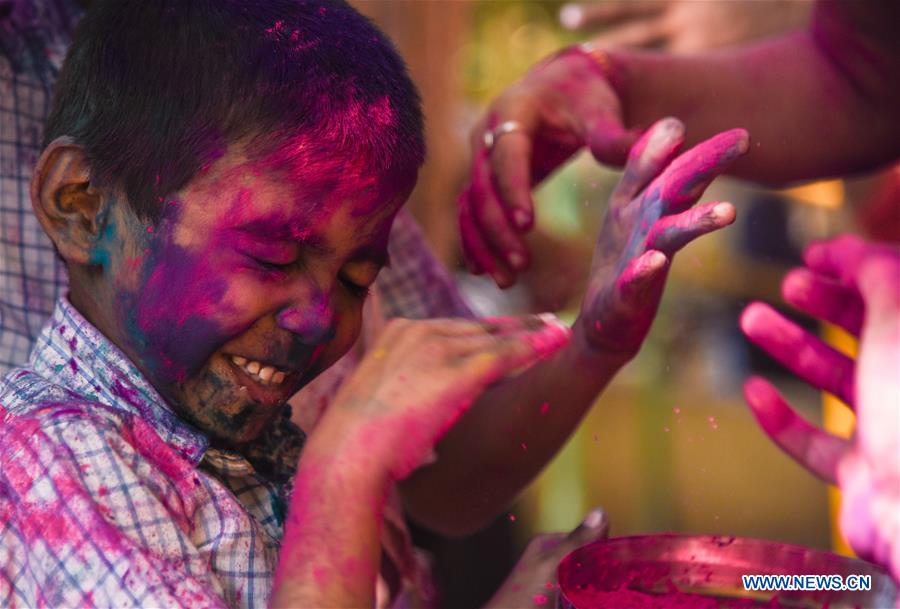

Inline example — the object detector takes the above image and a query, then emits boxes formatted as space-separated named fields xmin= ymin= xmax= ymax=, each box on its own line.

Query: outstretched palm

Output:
xmin=579 ymin=118 xmax=749 ymax=355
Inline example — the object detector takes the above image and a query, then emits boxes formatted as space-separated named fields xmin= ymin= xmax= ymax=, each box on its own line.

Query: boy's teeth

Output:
xmin=231 ymin=356 xmax=288 ymax=387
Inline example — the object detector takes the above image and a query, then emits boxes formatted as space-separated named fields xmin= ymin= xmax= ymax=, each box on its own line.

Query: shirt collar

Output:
xmin=28 ymin=297 xmax=209 ymax=465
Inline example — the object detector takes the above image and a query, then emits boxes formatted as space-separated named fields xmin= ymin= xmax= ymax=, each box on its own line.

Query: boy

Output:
xmin=0 ymin=1 xmax=747 ymax=606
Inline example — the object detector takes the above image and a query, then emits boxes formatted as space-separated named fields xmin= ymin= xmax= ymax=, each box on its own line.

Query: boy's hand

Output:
xmin=458 ymin=48 xmax=635 ymax=287
xmin=741 ymin=235 xmax=900 ymax=580
xmin=326 ymin=315 xmax=572 ymax=481
xmin=485 ymin=508 xmax=609 ymax=609
xmin=577 ymin=118 xmax=748 ymax=357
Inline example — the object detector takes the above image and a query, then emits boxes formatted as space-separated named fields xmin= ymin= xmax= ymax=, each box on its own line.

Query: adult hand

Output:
xmin=577 ymin=118 xmax=748 ymax=357
xmin=327 ymin=315 xmax=571 ymax=481
xmin=485 ymin=508 xmax=610 ymax=609
xmin=559 ymin=0 xmax=813 ymax=53
xmin=458 ymin=46 xmax=637 ymax=287
xmin=741 ymin=235 xmax=900 ymax=580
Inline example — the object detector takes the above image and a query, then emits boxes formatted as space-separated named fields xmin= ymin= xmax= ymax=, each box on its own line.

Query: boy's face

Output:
xmin=89 ymin=140 xmax=410 ymax=445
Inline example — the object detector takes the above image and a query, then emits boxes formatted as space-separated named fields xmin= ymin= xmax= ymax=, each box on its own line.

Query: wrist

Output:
xmin=302 ymin=403 xmax=394 ymax=491
xmin=541 ymin=42 xmax=624 ymax=95
xmin=574 ymin=42 xmax=623 ymax=92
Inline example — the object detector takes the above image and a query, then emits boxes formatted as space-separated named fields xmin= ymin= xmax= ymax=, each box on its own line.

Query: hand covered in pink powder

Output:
xmin=325 ymin=315 xmax=571 ymax=481
xmin=458 ymin=46 xmax=638 ymax=287
xmin=485 ymin=508 xmax=610 ymax=609
xmin=578 ymin=118 xmax=748 ymax=357
xmin=741 ymin=235 xmax=900 ymax=581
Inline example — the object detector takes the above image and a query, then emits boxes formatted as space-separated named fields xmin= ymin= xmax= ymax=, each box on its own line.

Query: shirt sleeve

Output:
xmin=375 ymin=209 xmax=474 ymax=320
xmin=0 ymin=409 xmax=232 ymax=609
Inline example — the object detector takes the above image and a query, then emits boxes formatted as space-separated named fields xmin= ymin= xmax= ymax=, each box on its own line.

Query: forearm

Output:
xmin=400 ymin=321 xmax=629 ymax=535
xmin=607 ymin=10 xmax=900 ymax=184
xmin=272 ymin=416 xmax=389 ymax=608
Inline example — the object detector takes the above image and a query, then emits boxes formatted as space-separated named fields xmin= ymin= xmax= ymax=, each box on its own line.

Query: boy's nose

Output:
xmin=276 ymin=293 xmax=336 ymax=344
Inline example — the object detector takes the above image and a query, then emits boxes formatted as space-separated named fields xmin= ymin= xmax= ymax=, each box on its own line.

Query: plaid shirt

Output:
xmin=0 ymin=297 xmax=295 ymax=608
xmin=0 ymin=280 xmax=469 ymax=609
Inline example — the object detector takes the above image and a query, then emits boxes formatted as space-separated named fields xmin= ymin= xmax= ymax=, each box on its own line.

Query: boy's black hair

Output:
xmin=44 ymin=0 xmax=425 ymax=222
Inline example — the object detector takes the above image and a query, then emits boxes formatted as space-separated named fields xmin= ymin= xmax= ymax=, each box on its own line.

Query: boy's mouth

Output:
xmin=225 ymin=353 xmax=302 ymax=406
xmin=230 ymin=355 xmax=290 ymax=386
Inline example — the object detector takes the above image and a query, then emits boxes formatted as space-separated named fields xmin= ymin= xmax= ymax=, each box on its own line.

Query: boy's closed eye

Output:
xmin=237 ymin=243 xmax=382 ymax=298
xmin=238 ymin=243 xmax=299 ymax=279
xmin=340 ymin=261 xmax=382 ymax=298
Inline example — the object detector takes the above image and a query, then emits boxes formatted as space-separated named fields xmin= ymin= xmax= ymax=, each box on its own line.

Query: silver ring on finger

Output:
xmin=483 ymin=120 xmax=525 ymax=152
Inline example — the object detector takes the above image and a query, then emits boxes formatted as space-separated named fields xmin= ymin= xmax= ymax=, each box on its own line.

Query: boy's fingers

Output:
xmin=459 ymin=167 xmax=522 ymax=287
xmin=566 ymin=507 xmax=610 ymax=544
xmin=646 ymin=201 xmax=735 ymax=256
xmin=585 ymin=118 xmax=641 ymax=172
xmin=560 ymin=1 xmax=665 ymax=31
xmin=478 ymin=314 xmax=570 ymax=336
xmin=459 ymin=188 xmax=497 ymax=276
xmin=460 ymin=316 xmax=572 ymax=379
xmin=781 ymin=268 xmax=863 ymax=337
xmin=489 ymin=120 xmax=539 ymax=233
xmin=802 ymin=234 xmax=869 ymax=284
xmin=740 ymin=303 xmax=856 ymax=408
xmin=609 ymin=117 xmax=684 ymax=207
xmin=652 ymin=128 xmax=749 ymax=215
xmin=585 ymin=250 xmax=668 ymax=352
xmin=614 ymin=250 xmax=668 ymax=313
xmin=470 ymin=153 xmax=530 ymax=274
xmin=743 ymin=377 xmax=850 ymax=483
xmin=857 ymin=252 xmax=900 ymax=323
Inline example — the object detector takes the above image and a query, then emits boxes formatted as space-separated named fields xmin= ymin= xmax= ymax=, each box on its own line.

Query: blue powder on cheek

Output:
xmin=163 ymin=315 xmax=230 ymax=377
xmin=123 ymin=237 xmax=233 ymax=382
xmin=88 ymin=221 xmax=117 ymax=267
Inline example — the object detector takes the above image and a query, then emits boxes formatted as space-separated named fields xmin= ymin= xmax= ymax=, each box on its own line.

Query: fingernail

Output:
xmin=644 ymin=250 xmax=667 ymax=270
xmin=508 ymin=252 xmax=525 ymax=269
xmin=711 ymin=202 xmax=732 ymax=220
xmin=514 ymin=210 xmax=531 ymax=230
xmin=582 ymin=508 xmax=606 ymax=529
xmin=559 ymin=4 xmax=583 ymax=29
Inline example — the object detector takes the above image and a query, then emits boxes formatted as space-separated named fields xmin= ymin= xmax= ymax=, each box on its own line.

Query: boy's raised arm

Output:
xmin=400 ymin=119 xmax=749 ymax=536
xmin=271 ymin=316 xmax=570 ymax=607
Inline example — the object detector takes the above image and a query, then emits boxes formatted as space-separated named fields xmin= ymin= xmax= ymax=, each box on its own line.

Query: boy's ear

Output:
xmin=31 ymin=137 xmax=109 ymax=265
